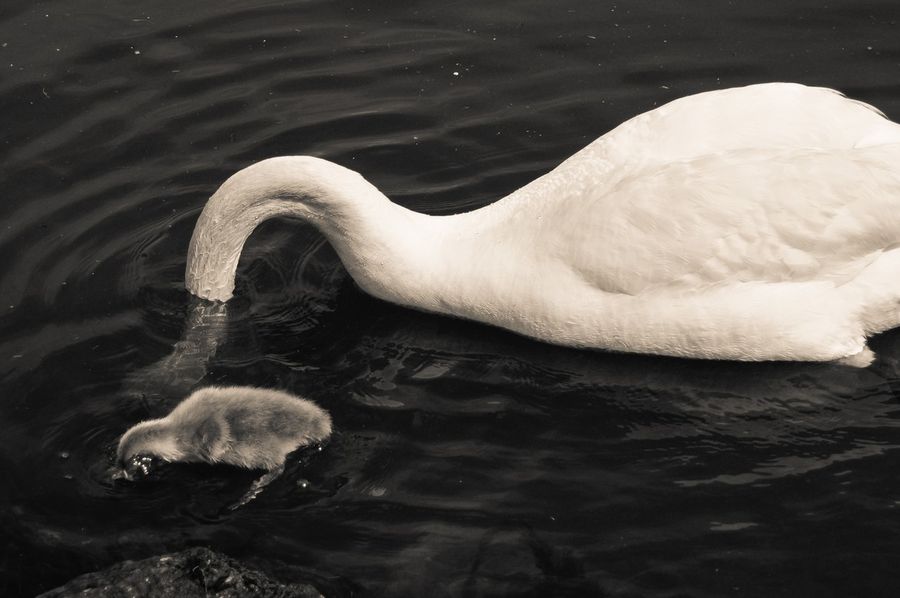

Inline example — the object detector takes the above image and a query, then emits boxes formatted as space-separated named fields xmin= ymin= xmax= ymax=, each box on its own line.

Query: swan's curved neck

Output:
xmin=185 ymin=156 xmax=434 ymax=302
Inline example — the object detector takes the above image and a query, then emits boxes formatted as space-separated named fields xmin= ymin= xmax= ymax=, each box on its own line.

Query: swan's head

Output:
xmin=114 ymin=419 xmax=183 ymax=481
xmin=185 ymin=156 xmax=382 ymax=302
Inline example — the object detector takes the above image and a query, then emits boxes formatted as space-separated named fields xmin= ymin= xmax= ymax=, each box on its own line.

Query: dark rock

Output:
xmin=38 ymin=546 xmax=323 ymax=598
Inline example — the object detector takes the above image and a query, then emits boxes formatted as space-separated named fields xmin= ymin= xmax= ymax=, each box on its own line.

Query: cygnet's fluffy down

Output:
xmin=116 ymin=386 xmax=331 ymax=480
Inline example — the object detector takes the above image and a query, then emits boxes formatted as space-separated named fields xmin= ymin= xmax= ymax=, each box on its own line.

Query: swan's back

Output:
xmin=492 ymin=84 xmax=900 ymax=217
xmin=585 ymin=83 xmax=899 ymax=171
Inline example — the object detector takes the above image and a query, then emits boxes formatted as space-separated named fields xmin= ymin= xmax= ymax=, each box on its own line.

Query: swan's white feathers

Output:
xmin=573 ymin=83 xmax=894 ymax=176
xmin=555 ymin=145 xmax=900 ymax=294
xmin=185 ymin=83 xmax=900 ymax=363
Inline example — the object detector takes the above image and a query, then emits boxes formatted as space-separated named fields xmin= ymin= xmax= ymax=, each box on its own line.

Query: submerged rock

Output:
xmin=38 ymin=547 xmax=323 ymax=598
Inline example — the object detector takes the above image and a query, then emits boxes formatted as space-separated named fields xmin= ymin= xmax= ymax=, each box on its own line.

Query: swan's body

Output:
xmin=116 ymin=386 xmax=332 ymax=480
xmin=186 ymin=83 xmax=900 ymax=364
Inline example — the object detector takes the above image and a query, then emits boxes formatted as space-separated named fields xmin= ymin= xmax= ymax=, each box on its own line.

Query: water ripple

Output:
xmin=4 ymin=0 xmax=900 ymax=596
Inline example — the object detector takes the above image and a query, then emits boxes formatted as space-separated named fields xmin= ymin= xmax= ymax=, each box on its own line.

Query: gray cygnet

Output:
xmin=116 ymin=386 xmax=331 ymax=505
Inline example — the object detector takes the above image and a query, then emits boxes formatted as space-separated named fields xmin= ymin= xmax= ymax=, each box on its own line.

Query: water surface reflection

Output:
xmin=3 ymin=0 xmax=900 ymax=596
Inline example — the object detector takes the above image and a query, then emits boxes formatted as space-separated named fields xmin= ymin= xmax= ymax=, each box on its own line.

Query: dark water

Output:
xmin=3 ymin=0 xmax=900 ymax=596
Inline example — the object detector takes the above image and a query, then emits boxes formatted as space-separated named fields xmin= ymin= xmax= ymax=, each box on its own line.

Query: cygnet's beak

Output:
xmin=111 ymin=468 xmax=133 ymax=482
xmin=113 ymin=454 xmax=158 ymax=482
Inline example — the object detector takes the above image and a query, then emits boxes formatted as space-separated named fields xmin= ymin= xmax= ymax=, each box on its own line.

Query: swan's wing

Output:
xmin=554 ymin=144 xmax=900 ymax=294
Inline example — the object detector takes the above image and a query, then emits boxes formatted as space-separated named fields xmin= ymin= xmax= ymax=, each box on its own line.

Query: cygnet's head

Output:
xmin=114 ymin=419 xmax=184 ymax=481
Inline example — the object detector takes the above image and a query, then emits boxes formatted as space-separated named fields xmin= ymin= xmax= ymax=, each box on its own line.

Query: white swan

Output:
xmin=185 ymin=83 xmax=900 ymax=365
